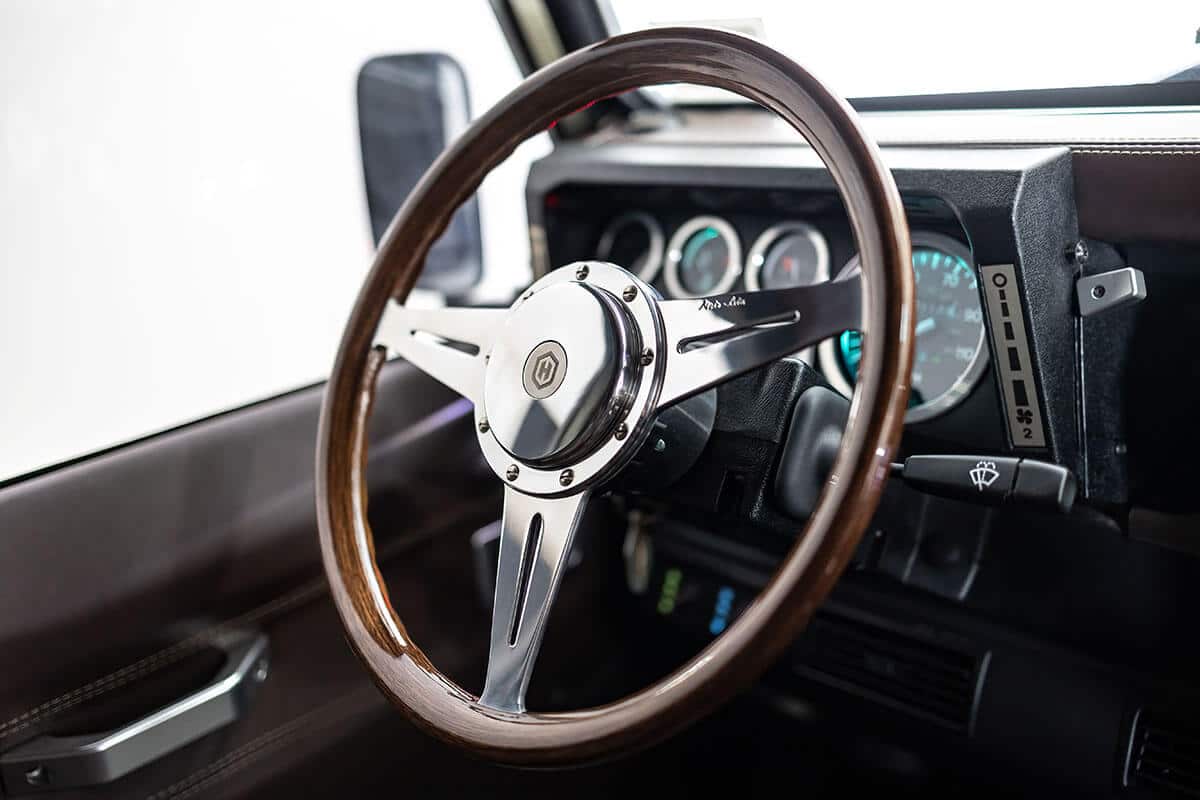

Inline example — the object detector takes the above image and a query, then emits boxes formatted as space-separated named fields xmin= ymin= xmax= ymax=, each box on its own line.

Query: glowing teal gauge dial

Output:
xmin=836 ymin=234 xmax=986 ymax=418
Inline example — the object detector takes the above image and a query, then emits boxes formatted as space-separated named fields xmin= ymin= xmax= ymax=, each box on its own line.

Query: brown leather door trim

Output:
xmin=142 ymin=686 xmax=384 ymax=800
xmin=1074 ymin=147 xmax=1200 ymax=243
xmin=0 ymin=360 xmax=481 ymax=747
xmin=0 ymin=497 xmax=491 ymax=751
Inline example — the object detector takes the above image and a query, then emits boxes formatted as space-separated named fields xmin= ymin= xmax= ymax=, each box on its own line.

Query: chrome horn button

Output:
xmin=522 ymin=341 xmax=567 ymax=399
xmin=483 ymin=280 xmax=639 ymax=466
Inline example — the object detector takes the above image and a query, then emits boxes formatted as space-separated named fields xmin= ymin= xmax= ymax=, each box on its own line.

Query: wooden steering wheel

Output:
xmin=316 ymin=27 xmax=914 ymax=766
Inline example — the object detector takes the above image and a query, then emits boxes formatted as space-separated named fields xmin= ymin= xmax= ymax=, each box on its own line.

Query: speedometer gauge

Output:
xmin=819 ymin=232 xmax=988 ymax=423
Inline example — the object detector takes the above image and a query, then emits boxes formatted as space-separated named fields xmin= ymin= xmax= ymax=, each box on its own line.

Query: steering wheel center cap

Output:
xmin=483 ymin=280 xmax=638 ymax=466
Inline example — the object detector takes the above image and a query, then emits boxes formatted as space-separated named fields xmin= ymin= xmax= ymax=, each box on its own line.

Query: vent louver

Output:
xmin=794 ymin=610 xmax=987 ymax=733
xmin=1127 ymin=709 xmax=1200 ymax=797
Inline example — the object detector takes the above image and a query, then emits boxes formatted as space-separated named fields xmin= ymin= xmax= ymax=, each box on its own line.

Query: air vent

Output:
xmin=1127 ymin=709 xmax=1200 ymax=797
xmin=794 ymin=610 xmax=987 ymax=733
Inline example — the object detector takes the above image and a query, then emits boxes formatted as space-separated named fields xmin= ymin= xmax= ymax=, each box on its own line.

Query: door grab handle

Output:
xmin=0 ymin=632 xmax=268 ymax=794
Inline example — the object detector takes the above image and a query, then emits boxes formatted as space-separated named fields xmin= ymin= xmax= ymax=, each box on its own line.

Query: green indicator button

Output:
xmin=657 ymin=567 xmax=683 ymax=615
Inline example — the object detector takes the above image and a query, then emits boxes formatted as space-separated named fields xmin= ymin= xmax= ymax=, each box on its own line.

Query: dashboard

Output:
xmin=531 ymin=159 xmax=1024 ymax=467
xmin=590 ymin=202 xmax=989 ymax=424
xmin=523 ymin=129 xmax=1200 ymax=795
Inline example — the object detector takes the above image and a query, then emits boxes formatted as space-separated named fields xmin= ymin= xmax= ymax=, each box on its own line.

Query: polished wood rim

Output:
xmin=316 ymin=27 xmax=914 ymax=765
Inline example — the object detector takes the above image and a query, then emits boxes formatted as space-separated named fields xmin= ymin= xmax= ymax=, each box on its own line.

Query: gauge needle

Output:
xmin=916 ymin=317 xmax=936 ymax=336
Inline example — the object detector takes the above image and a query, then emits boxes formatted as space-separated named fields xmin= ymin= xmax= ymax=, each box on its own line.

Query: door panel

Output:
xmin=0 ymin=362 xmax=498 ymax=797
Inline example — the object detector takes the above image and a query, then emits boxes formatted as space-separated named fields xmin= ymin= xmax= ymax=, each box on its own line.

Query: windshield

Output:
xmin=606 ymin=0 xmax=1200 ymax=102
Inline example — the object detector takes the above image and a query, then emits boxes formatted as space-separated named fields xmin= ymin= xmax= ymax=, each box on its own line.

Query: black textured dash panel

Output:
xmin=1009 ymin=152 xmax=1082 ymax=482
xmin=1078 ymin=239 xmax=1136 ymax=505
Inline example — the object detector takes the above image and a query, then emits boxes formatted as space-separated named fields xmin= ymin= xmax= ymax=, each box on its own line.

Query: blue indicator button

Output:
xmin=709 ymin=586 xmax=737 ymax=636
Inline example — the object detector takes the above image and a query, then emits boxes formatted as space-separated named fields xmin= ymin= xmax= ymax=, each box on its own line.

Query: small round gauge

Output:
xmin=819 ymin=232 xmax=989 ymax=423
xmin=596 ymin=211 xmax=665 ymax=283
xmin=664 ymin=216 xmax=742 ymax=298
xmin=745 ymin=222 xmax=830 ymax=291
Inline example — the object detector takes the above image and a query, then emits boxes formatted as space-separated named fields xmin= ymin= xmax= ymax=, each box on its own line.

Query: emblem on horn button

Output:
xmin=522 ymin=341 xmax=568 ymax=399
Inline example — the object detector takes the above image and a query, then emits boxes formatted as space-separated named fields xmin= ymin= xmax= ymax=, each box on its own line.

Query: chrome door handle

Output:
xmin=0 ymin=632 xmax=268 ymax=794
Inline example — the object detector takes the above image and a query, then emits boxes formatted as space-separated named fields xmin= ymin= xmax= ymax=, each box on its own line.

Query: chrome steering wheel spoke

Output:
xmin=375 ymin=301 xmax=508 ymax=404
xmin=375 ymin=265 xmax=860 ymax=715
xmin=657 ymin=277 xmax=862 ymax=408
xmin=479 ymin=486 xmax=591 ymax=713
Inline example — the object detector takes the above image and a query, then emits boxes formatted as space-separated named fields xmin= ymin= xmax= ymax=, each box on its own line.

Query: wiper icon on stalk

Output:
xmin=969 ymin=461 xmax=1000 ymax=491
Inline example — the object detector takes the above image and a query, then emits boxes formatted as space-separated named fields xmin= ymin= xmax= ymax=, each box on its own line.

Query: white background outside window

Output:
xmin=0 ymin=0 xmax=546 ymax=482
xmin=610 ymin=0 xmax=1200 ymax=102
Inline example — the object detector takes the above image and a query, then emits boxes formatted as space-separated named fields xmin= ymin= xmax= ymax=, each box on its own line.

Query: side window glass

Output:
xmin=0 ymin=3 xmax=546 ymax=482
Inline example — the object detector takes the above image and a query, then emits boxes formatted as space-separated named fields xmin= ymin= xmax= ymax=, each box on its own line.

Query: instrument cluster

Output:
xmin=594 ymin=210 xmax=989 ymax=423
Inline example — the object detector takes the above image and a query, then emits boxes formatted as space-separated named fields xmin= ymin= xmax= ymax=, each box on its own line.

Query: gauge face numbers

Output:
xmin=829 ymin=233 xmax=988 ymax=422
xmin=745 ymin=223 xmax=829 ymax=291
xmin=907 ymin=243 xmax=986 ymax=409
xmin=664 ymin=216 xmax=742 ymax=298
xmin=596 ymin=212 xmax=664 ymax=283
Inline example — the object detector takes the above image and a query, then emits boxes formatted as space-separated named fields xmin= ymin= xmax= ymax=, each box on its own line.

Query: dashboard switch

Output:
xmin=901 ymin=455 xmax=1018 ymax=505
xmin=1076 ymin=267 xmax=1146 ymax=317
xmin=896 ymin=455 xmax=1076 ymax=513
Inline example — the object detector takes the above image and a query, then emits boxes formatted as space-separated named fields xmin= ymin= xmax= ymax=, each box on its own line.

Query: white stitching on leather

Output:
xmin=0 ymin=500 xmax=483 ymax=743
xmin=143 ymin=687 xmax=380 ymax=800
xmin=1073 ymin=148 xmax=1200 ymax=155
xmin=0 ymin=582 xmax=323 ymax=740
xmin=1069 ymin=138 xmax=1200 ymax=143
